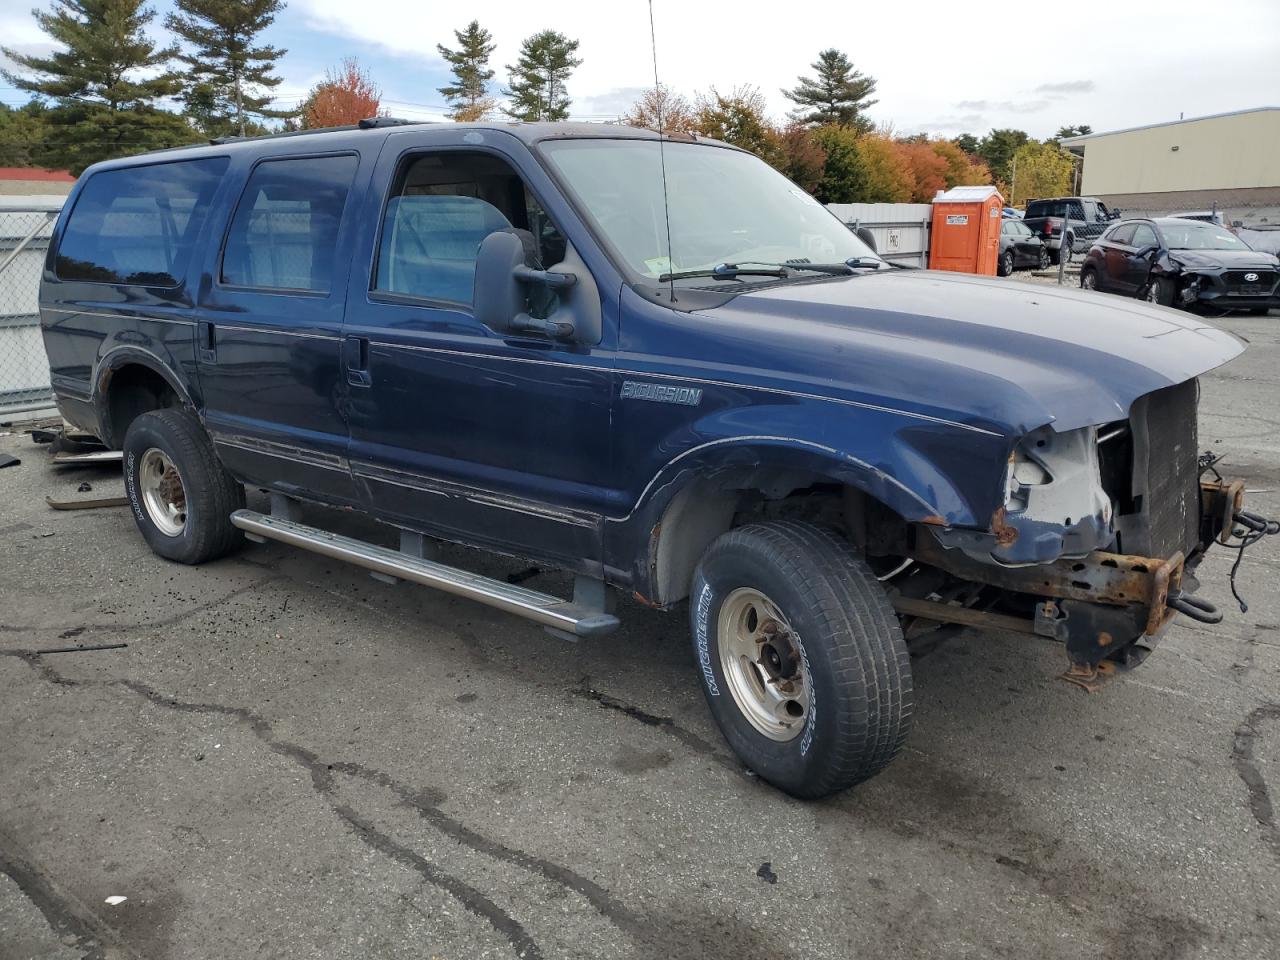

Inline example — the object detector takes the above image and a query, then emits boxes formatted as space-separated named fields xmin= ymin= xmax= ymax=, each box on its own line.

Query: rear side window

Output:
xmin=221 ymin=154 xmax=358 ymax=293
xmin=55 ymin=157 xmax=228 ymax=286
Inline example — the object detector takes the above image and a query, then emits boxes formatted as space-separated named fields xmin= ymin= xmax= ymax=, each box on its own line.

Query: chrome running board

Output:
xmin=230 ymin=509 xmax=620 ymax=638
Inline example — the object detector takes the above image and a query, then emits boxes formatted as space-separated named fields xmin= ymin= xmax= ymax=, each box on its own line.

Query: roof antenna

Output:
xmin=648 ymin=0 xmax=676 ymax=304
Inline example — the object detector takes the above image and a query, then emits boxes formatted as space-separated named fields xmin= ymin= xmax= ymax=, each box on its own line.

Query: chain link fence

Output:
xmin=0 ymin=198 xmax=62 ymax=421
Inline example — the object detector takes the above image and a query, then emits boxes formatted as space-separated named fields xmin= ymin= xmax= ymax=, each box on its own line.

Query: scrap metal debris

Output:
xmin=0 ymin=453 xmax=19 ymax=469
xmin=36 ymin=642 xmax=128 ymax=655
xmin=45 ymin=494 xmax=128 ymax=511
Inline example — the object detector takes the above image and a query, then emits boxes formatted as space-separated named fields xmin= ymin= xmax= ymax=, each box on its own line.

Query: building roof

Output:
xmin=1059 ymin=106 xmax=1280 ymax=147
xmin=0 ymin=167 xmax=75 ymax=182
xmin=933 ymin=185 xmax=1002 ymax=203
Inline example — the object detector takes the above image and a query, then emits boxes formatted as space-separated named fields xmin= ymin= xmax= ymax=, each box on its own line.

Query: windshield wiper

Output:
xmin=658 ymin=262 xmax=789 ymax=282
xmin=772 ymin=257 xmax=885 ymax=275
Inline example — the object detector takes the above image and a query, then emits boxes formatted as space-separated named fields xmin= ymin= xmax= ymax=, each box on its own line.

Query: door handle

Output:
xmin=344 ymin=335 xmax=371 ymax=387
xmin=197 ymin=321 xmax=216 ymax=363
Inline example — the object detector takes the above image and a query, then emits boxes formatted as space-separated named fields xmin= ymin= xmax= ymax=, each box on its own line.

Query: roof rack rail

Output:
xmin=209 ymin=117 xmax=425 ymax=146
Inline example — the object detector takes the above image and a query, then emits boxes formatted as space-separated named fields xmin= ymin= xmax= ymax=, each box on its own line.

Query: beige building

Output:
xmin=1060 ymin=107 xmax=1280 ymax=217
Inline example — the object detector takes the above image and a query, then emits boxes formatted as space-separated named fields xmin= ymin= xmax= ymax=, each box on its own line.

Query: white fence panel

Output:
xmin=826 ymin=202 xmax=933 ymax=267
xmin=0 ymin=196 xmax=63 ymax=420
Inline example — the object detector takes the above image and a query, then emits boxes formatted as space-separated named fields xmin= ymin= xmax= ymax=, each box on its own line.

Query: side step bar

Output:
xmin=230 ymin=509 xmax=620 ymax=638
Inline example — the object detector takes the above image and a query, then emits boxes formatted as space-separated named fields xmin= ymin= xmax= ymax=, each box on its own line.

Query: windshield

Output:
xmin=539 ymin=139 xmax=880 ymax=280
xmin=1160 ymin=220 xmax=1250 ymax=251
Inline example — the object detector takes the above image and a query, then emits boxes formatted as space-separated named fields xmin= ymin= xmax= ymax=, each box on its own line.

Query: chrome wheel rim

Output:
xmin=138 ymin=447 xmax=187 ymax=537
xmin=1146 ymin=281 xmax=1161 ymax=302
xmin=717 ymin=587 xmax=810 ymax=742
xmin=1082 ymin=271 xmax=1096 ymax=289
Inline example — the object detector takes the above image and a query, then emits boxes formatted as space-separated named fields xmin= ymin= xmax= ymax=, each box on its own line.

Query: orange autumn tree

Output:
xmin=894 ymin=140 xmax=950 ymax=202
xmin=302 ymin=58 xmax=383 ymax=129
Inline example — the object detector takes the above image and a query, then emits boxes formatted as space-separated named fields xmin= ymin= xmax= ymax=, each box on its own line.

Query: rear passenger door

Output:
xmin=340 ymin=129 xmax=615 ymax=569
xmin=194 ymin=150 xmax=367 ymax=504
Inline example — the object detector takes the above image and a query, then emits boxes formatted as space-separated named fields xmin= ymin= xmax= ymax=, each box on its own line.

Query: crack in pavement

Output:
xmin=1232 ymin=702 xmax=1280 ymax=859
xmin=0 ymin=824 xmax=139 ymax=960
xmin=0 ymin=574 xmax=283 ymax=637
xmin=1 ymin=651 xmax=650 ymax=960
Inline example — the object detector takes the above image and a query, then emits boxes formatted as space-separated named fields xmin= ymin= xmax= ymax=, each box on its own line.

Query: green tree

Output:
xmin=952 ymin=132 xmax=980 ymax=155
xmin=808 ymin=124 xmax=866 ymax=204
xmin=437 ymin=20 xmax=497 ymax=121
xmin=1054 ymin=124 xmax=1092 ymax=140
xmin=977 ymin=128 xmax=1030 ymax=186
xmin=0 ymin=101 xmax=52 ymax=167
xmin=1008 ymin=141 xmax=1074 ymax=206
xmin=0 ymin=0 xmax=198 ymax=174
xmin=693 ymin=85 xmax=780 ymax=162
xmin=782 ymin=48 xmax=877 ymax=132
xmin=165 ymin=0 xmax=289 ymax=138
xmin=503 ymin=30 xmax=582 ymax=122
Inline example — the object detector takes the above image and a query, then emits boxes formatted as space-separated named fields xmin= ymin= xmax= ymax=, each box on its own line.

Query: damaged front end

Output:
xmin=880 ymin=379 xmax=1277 ymax=688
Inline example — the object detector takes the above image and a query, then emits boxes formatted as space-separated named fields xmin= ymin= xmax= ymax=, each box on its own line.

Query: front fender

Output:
xmin=605 ymin=413 xmax=1015 ymax=601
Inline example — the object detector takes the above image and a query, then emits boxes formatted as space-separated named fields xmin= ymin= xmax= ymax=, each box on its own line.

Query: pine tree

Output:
xmin=502 ymin=30 xmax=582 ymax=122
xmin=0 ymin=0 xmax=196 ymax=174
xmin=166 ymin=0 xmax=289 ymax=138
xmin=437 ymin=20 xmax=496 ymax=122
xmin=783 ymin=49 xmax=877 ymax=132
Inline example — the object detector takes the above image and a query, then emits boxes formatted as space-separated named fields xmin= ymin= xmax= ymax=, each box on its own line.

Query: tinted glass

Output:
xmin=1025 ymin=200 xmax=1063 ymax=218
xmin=55 ymin=157 xmax=228 ymax=286
xmin=221 ymin=155 xmax=358 ymax=293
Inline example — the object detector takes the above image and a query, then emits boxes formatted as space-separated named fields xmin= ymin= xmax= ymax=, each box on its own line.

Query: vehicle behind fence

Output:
xmin=0 ymin=197 xmax=62 ymax=421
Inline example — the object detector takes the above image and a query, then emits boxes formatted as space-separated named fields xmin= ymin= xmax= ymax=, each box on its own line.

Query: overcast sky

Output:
xmin=2 ymin=0 xmax=1277 ymax=139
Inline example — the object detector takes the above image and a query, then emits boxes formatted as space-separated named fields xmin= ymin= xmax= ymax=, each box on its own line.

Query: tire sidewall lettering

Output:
xmin=695 ymin=580 xmax=720 ymax=697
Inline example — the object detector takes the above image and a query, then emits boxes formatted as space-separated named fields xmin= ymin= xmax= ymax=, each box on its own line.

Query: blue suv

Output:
xmin=38 ymin=121 xmax=1268 ymax=797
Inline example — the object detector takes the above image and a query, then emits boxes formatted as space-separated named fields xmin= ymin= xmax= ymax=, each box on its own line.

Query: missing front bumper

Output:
xmin=893 ymin=477 xmax=1253 ymax=685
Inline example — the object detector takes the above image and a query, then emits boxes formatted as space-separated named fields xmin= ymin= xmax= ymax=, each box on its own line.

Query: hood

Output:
xmin=1168 ymin=247 xmax=1280 ymax=270
xmin=693 ymin=269 xmax=1244 ymax=435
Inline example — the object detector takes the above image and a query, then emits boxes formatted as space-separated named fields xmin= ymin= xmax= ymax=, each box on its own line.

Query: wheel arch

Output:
xmin=93 ymin=347 xmax=193 ymax=448
xmin=631 ymin=437 xmax=979 ymax=607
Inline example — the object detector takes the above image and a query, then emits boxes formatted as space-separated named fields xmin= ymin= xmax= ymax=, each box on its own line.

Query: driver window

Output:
xmin=1130 ymin=224 xmax=1157 ymax=249
xmin=1109 ymin=224 xmax=1136 ymax=246
xmin=372 ymin=151 xmax=567 ymax=307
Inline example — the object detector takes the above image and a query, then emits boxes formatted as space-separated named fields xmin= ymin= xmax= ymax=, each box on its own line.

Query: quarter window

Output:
xmin=55 ymin=157 xmax=228 ymax=287
xmin=221 ymin=154 xmax=358 ymax=293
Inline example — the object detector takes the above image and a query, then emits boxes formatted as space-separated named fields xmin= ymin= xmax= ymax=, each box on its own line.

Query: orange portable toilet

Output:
xmin=928 ymin=185 xmax=1005 ymax=275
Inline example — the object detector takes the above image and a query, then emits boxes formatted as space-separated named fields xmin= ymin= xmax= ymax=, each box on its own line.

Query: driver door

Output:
xmin=340 ymin=130 xmax=616 ymax=568
xmin=1124 ymin=223 xmax=1161 ymax=293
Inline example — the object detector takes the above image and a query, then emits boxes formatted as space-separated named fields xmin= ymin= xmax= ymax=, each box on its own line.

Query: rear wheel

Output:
xmin=1080 ymin=266 xmax=1099 ymax=290
xmin=123 ymin=408 xmax=244 ymax=564
xmin=1038 ymin=247 xmax=1051 ymax=270
xmin=997 ymin=250 xmax=1014 ymax=277
xmin=689 ymin=522 xmax=912 ymax=798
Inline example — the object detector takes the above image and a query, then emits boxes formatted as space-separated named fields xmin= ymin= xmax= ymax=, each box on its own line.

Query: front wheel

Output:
xmin=1145 ymin=275 xmax=1174 ymax=306
xmin=123 ymin=408 xmax=245 ymax=564
xmin=689 ymin=522 xmax=912 ymax=798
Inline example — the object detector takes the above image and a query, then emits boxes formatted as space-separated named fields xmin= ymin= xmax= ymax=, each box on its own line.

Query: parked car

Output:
xmin=38 ymin=121 xmax=1267 ymax=798
xmin=1002 ymin=206 xmax=1023 ymax=220
xmin=1080 ymin=217 xmax=1280 ymax=314
xmin=1022 ymin=196 xmax=1119 ymax=264
xmin=998 ymin=217 xmax=1050 ymax=274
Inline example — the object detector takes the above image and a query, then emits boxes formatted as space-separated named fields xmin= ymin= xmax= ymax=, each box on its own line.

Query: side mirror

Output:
xmin=473 ymin=231 xmax=577 ymax=339
xmin=855 ymin=225 xmax=878 ymax=253
xmin=1135 ymin=244 xmax=1159 ymax=260
xmin=1109 ymin=209 xmax=1122 ymax=220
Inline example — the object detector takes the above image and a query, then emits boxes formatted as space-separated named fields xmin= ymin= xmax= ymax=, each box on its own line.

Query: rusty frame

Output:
xmin=905 ymin=526 xmax=1185 ymax=637
xmin=1201 ymin=478 xmax=1245 ymax=545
